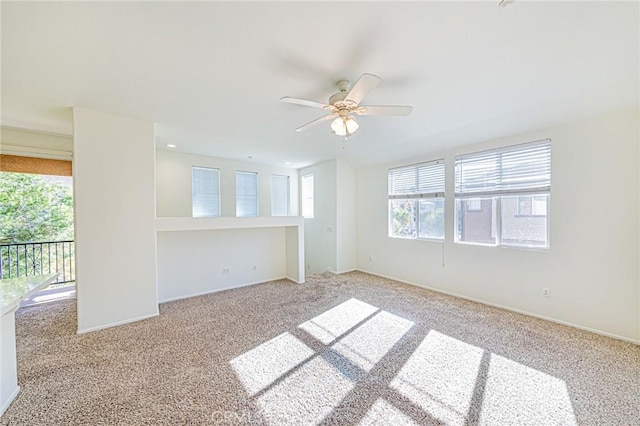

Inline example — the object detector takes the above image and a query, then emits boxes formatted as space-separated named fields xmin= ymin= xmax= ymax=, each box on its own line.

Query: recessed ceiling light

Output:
xmin=285 ymin=162 xmax=291 ymax=165
xmin=166 ymin=144 xmax=176 ymax=148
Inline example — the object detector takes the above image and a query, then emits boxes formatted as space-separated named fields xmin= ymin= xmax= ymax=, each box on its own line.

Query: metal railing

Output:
xmin=0 ymin=240 xmax=75 ymax=285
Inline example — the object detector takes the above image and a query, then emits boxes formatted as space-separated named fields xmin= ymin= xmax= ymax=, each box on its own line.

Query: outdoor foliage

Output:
xmin=391 ymin=198 xmax=444 ymax=239
xmin=0 ymin=172 xmax=74 ymax=243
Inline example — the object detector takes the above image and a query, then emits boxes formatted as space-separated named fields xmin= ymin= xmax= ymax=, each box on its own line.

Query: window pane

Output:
xmin=390 ymin=199 xmax=416 ymax=238
xmin=456 ymin=198 xmax=496 ymax=245
xmin=468 ymin=198 xmax=482 ymax=211
xmin=271 ymin=175 xmax=289 ymax=216
xmin=192 ymin=167 xmax=219 ymax=217
xmin=302 ymin=175 xmax=314 ymax=218
xmin=236 ymin=171 xmax=257 ymax=217
xmin=418 ymin=198 xmax=444 ymax=239
xmin=501 ymin=195 xmax=548 ymax=248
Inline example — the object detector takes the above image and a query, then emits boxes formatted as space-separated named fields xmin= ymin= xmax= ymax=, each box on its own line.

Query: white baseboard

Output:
xmin=158 ymin=276 xmax=287 ymax=304
xmin=77 ymin=311 xmax=159 ymax=335
xmin=0 ymin=385 xmax=20 ymax=416
xmin=356 ymin=268 xmax=640 ymax=345
xmin=285 ymin=276 xmax=305 ymax=284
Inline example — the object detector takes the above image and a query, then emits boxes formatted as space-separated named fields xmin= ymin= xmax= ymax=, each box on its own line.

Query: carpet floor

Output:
xmin=1 ymin=272 xmax=638 ymax=425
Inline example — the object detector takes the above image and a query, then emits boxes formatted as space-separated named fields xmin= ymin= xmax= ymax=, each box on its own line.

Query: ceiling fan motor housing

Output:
xmin=329 ymin=80 xmax=359 ymax=115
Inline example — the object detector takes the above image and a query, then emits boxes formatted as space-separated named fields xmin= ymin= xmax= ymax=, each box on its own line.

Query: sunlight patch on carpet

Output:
xmin=298 ymin=298 xmax=378 ymax=344
xmin=332 ymin=310 xmax=413 ymax=372
xmin=256 ymin=356 xmax=355 ymax=425
xmin=230 ymin=332 xmax=314 ymax=396
xmin=480 ymin=354 xmax=577 ymax=425
xmin=359 ymin=398 xmax=420 ymax=426
xmin=390 ymin=330 xmax=484 ymax=425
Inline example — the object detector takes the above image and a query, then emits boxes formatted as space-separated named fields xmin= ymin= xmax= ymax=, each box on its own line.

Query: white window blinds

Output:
xmin=271 ymin=175 xmax=290 ymax=216
xmin=236 ymin=171 xmax=258 ymax=217
xmin=388 ymin=160 xmax=445 ymax=199
xmin=455 ymin=140 xmax=551 ymax=197
xmin=192 ymin=166 xmax=220 ymax=217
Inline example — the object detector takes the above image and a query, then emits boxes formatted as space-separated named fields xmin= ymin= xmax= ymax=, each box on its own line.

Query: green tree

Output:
xmin=0 ymin=172 xmax=74 ymax=243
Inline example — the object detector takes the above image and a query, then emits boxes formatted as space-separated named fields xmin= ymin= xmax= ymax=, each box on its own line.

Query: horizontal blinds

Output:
xmin=389 ymin=160 xmax=444 ymax=199
xmin=192 ymin=166 xmax=220 ymax=217
xmin=271 ymin=175 xmax=289 ymax=216
xmin=455 ymin=140 xmax=551 ymax=196
xmin=236 ymin=171 xmax=258 ymax=217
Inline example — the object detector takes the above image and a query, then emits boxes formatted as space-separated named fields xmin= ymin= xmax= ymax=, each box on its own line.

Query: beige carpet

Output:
xmin=1 ymin=272 xmax=638 ymax=425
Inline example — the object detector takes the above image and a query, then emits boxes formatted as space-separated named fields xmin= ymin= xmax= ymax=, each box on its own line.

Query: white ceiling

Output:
xmin=2 ymin=1 xmax=638 ymax=168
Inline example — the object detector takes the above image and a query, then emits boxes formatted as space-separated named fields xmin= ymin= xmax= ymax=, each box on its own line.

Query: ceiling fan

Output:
xmin=281 ymin=73 xmax=412 ymax=137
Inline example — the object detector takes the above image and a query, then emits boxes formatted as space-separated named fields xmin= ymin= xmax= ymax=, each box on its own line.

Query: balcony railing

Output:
xmin=0 ymin=240 xmax=75 ymax=285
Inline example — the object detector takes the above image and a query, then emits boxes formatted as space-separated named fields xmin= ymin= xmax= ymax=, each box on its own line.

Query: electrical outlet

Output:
xmin=223 ymin=267 xmax=230 ymax=274
xmin=252 ymin=264 xmax=257 ymax=270
xmin=368 ymin=255 xmax=372 ymax=262
xmin=542 ymin=288 xmax=550 ymax=297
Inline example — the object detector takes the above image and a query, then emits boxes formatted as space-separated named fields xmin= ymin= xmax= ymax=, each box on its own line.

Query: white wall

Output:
xmin=357 ymin=108 xmax=640 ymax=342
xmin=157 ymin=227 xmax=287 ymax=302
xmin=156 ymin=150 xmax=298 ymax=218
xmin=299 ymin=158 xmax=357 ymax=275
xmin=300 ymin=160 xmax=337 ymax=274
xmin=73 ymin=108 xmax=158 ymax=333
xmin=336 ymin=158 xmax=357 ymax=273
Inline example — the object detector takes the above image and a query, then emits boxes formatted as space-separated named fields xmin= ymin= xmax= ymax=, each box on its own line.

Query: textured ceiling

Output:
xmin=2 ymin=1 xmax=638 ymax=168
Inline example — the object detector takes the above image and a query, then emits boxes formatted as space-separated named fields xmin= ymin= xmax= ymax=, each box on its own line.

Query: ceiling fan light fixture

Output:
xmin=331 ymin=116 xmax=359 ymax=136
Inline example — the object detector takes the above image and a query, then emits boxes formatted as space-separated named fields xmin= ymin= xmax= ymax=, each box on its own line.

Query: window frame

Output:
xmin=235 ymin=170 xmax=258 ymax=217
xmin=191 ymin=166 xmax=220 ymax=218
xmin=301 ymin=174 xmax=314 ymax=219
xmin=454 ymin=139 xmax=551 ymax=250
xmin=271 ymin=174 xmax=290 ymax=217
xmin=388 ymin=159 xmax=445 ymax=241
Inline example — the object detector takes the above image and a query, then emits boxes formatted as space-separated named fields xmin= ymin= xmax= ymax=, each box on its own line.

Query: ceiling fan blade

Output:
xmin=281 ymin=96 xmax=332 ymax=110
xmin=295 ymin=114 xmax=337 ymax=132
xmin=345 ymin=73 xmax=381 ymax=104
xmin=355 ymin=105 xmax=413 ymax=116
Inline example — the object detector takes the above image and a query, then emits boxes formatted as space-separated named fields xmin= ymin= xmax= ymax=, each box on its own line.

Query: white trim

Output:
xmin=356 ymin=269 xmax=640 ymax=345
xmin=76 ymin=311 xmax=159 ymax=334
xmin=1 ymin=385 xmax=20 ymax=416
xmin=335 ymin=268 xmax=358 ymax=274
xmin=158 ymin=276 xmax=288 ymax=304
xmin=0 ymin=144 xmax=73 ymax=161
xmin=286 ymin=275 xmax=305 ymax=284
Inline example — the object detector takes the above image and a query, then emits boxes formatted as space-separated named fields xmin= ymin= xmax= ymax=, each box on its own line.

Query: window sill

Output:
xmin=389 ymin=235 xmax=444 ymax=242
xmin=454 ymin=240 xmax=549 ymax=251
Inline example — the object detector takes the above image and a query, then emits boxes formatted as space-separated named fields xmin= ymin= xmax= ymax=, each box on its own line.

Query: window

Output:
xmin=467 ymin=198 xmax=482 ymax=211
xmin=236 ymin=171 xmax=258 ymax=217
xmin=271 ymin=175 xmax=290 ymax=216
xmin=192 ymin=166 xmax=220 ymax=217
xmin=301 ymin=174 xmax=314 ymax=218
xmin=388 ymin=160 xmax=445 ymax=240
xmin=516 ymin=195 xmax=547 ymax=216
xmin=454 ymin=140 xmax=551 ymax=249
